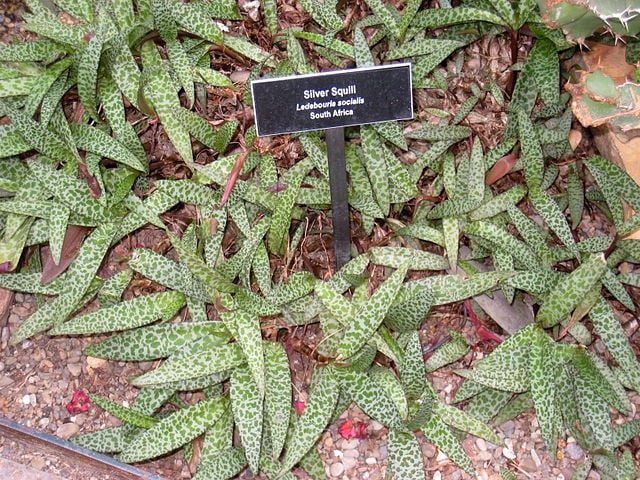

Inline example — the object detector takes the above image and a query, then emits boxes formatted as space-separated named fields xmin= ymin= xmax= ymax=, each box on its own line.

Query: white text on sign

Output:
xmin=297 ymin=84 xmax=365 ymax=120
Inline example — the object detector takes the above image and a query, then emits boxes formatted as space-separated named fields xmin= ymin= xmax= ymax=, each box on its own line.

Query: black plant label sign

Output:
xmin=251 ymin=63 xmax=413 ymax=136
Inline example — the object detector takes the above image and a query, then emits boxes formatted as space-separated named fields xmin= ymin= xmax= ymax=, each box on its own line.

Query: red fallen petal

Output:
xmin=354 ymin=421 xmax=367 ymax=439
xmin=66 ymin=390 xmax=91 ymax=414
xmin=294 ymin=401 xmax=306 ymax=416
xmin=338 ymin=419 xmax=367 ymax=440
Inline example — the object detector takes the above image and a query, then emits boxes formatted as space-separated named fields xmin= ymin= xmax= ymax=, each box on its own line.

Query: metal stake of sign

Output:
xmin=325 ymin=127 xmax=350 ymax=269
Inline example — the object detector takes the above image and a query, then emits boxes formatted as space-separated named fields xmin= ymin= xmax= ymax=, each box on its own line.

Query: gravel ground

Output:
xmin=3 ymin=289 xmax=638 ymax=479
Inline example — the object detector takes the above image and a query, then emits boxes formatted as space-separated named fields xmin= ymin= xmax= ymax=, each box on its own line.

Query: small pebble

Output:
xmin=565 ymin=442 xmax=585 ymax=460
xmin=343 ymin=449 xmax=359 ymax=459
xmin=423 ymin=443 xmax=437 ymax=458
xmin=86 ymin=356 xmax=108 ymax=369
xmin=341 ymin=456 xmax=357 ymax=470
xmin=333 ymin=449 xmax=343 ymax=458
xmin=477 ymin=451 xmax=492 ymax=462
xmin=503 ymin=447 xmax=516 ymax=459
xmin=0 ymin=375 xmax=14 ymax=387
xmin=329 ymin=462 xmax=344 ymax=477
xmin=22 ymin=394 xmax=30 ymax=405
xmin=56 ymin=422 xmax=79 ymax=439
xmin=518 ymin=457 xmax=537 ymax=473
xmin=370 ymin=420 xmax=384 ymax=431
xmin=365 ymin=457 xmax=376 ymax=465
xmin=433 ymin=472 xmax=442 ymax=480
xmin=378 ymin=445 xmax=387 ymax=460
xmin=30 ymin=456 xmax=46 ymax=469
xmin=67 ymin=363 xmax=82 ymax=377
xmin=475 ymin=438 xmax=487 ymax=451
xmin=0 ymin=360 xmax=4 ymax=371
xmin=340 ymin=438 xmax=359 ymax=450
xmin=500 ymin=420 xmax=515 ymax=435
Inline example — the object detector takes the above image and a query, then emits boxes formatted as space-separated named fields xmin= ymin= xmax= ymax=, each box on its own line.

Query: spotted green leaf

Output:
xmin=536 ymin=253 xmax=607 ymax=328
xmin=398 ymin=331 xmax=426 ymax=399
xmin=469 ymin=185 xmax=527 ymax=221
xmin=405 ymin=123 xmax=471 ymax=142
xmin=221 ymin=309 xmax=264 ymax=398
xmin=585 ymin=155 xmax=640 ymax=213
xmin=2 ymin=103 xmax=79 ymax=165
xmin=47 ymin=206 xmax=70 ymax=266
xmin=464 ymin=220 xmax=540 ymax=270
xmin=384 ymin=286 xmax=432 ymax=332
xmin=373 ymin=121 xmax=408 ymax=150
xmin=89 ymin=394 xmax=157 ymax=429
xmin=140 ymin=41 xmax=193 ymax=163
xmin=567 ymin=164 xmax=584 ymax=229
xmin=103 ymin=33 xmax=142 ymax=109
xmin=411 ymin=6 xmax=505 ymax=28
xmin=128 ymin=248 xmax=210 ymax=303
xmin=572 ymin=358 xmax=614 ymax=451
xmin=0 ymin=127 xmax=31 ymax=157
xmin=130 ymin=342 xmax=244 ymax=387
xmin=353 ymin=27 xmax=374 ymax=67
xmin=517 ymin=110 xmax=544 ymax=189
xmin=364 ymin=0 xmax=400 ymax=38
xmin=0 ymin=272 xmax=61 ymax=296
xmin=23 ymin=57 xmax=73 ymax=117
xmin=267 ymin=158 xmax=313 ymax=255
xmin=22 ymin=9 xmax=89 ymax=47
xmin=435 ymin=401 xmax=502 ymax=445
xmin=77 ymin=33 xmax=105 ymax=122
xmin=230 ymin=364 xmax=263 ymax=473
xmin=457 ymin=324 xmax=545 ymax=393
xmin=50 ymin=291 xmax=186 ymax=335
xmin=387 ymin=431 xmax=424 ymax=480
xmin=0 ymin=39 xmax=65 ymax=62
xmin=223 ymin=34 xmax=274 ymax=66
xmin=590 ymin=298 xmax=640 ymax=392
xmin=300 ymin=134 xmax=329 ymax=179
xmin=333 ymin=365 xmax=404 ymax=430
xmin=409 ymin=271 xmax=513 ymax=305
xmin=369 ymin=246 xmax=449 ymax=270
xmin=530 ymin=38 xmax=559 ymax=107
xmin=193 ymin=447 xmax=246 ymax=480
xmin=71 ymin=123 xmax=146 ymax=173
xmin=420 ymin=414 xmax=474 ymax=475
xmin=528 ymin=331 xmax=561 ymax=457
xmin=424 ymin=330 xmax=469 ymax=373
xmin=601 ymin=268 xmax=634 ymax=311
xmin=280 ymin=366 xmax=339 ymax=475
xmin=455 ymin=366 xmax=528 ymax=393
xmin=337 ymin=262 xmax=408 ymax=359
xmin=119 ymin=397 xmax=228 ymax=463
xmin=371 ymin=365 xmax=408 ymax=419
xmin=170 ymin=2 xmax=223 ymax=43
xmin=29 ymin=160 xmax=117 ymax=224
xmin=10 ymin=222 xmax=118 ymax=344
xmin=169 ymin=231 xmax=237 ymax=296
xmin=361 ymin=125 xmax=390 ymax=216
xmin=396 ymin=222 xmax=445 ymax=246
xmin=263 ymin=342 xmax=291 ymax=460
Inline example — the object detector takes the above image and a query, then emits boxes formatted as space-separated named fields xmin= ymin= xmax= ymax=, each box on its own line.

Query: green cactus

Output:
xmin=537 ymin=0 xmax=640 ymax=42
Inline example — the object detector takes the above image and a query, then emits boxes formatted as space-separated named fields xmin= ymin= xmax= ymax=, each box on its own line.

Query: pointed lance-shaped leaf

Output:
xmin=337 ymin=262 xmax=409 ymax=359
xmin=119 ymin=397 xmax=228 ymax=463
xmin=230 ymin=364 xmax=263 ymax=473
xmin=536 ymin=253 xmax=607 ymax=328
xmin=280 ymin=366 xmax=339 ymax=475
